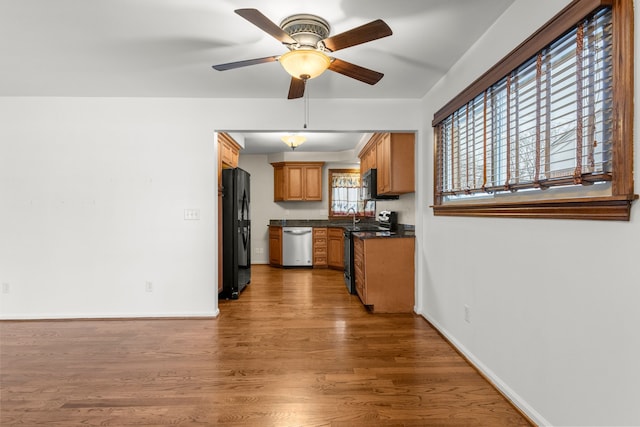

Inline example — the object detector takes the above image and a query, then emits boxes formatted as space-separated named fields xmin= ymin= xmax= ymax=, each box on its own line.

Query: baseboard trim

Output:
xmin=0 ymin=310 xmax=220 ymax=321
xmin=418 ymin=311 xmax=550 ymax=427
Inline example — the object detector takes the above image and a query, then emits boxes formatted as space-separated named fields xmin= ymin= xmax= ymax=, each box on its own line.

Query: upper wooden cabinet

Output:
xmin=271 ymin=162 xmax=324 ymax=201
xmin=218 ymin=132 xmax=241 ymax=169
xmin=359 ymin=132 xmax=415 ymax=195
xmin=360 ymin=143 xmax=377 ymax=176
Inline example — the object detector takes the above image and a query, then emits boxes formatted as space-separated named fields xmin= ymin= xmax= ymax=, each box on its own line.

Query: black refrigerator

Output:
xmin=221 ymin=167 xmax=251 ymax=299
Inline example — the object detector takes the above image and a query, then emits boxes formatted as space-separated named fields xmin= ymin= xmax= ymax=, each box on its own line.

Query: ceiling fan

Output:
xmin=212 ymin=9 xmax=392 ymax=99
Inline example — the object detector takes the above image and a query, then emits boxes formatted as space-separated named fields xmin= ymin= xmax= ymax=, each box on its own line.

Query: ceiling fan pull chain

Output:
xmin=304 ymin=78 xmax=309 ymax=129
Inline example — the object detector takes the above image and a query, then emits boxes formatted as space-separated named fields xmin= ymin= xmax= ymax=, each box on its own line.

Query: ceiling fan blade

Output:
xmin=235 ymin=9 xmax=297 ymax=45
xmin=287 ymin=77 xmax=306 ymax=99
xmin=328 ymin=58 xmax=384 ymax=85
xmin=212 ymin=55 xmax=279 ymax=71
xmin=322 ymin=19 xmax=392 ymax=52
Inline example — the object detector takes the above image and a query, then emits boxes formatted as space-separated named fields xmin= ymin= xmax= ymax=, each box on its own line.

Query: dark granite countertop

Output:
xmin=268 ymin=219 xmax=378 ymax=229
xmin=268 ymin=219 xmax=415 ymax=238
xmin=352 ymin=229 xmax=415 ymax=239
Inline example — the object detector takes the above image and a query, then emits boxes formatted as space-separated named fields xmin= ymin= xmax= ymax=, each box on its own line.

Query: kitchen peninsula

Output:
xmin=268 ymin=218 xmax=415 ymax=313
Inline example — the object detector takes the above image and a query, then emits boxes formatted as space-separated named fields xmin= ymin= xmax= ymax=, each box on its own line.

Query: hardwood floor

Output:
xmin=0 ymin=266 xmax=531 ymax=426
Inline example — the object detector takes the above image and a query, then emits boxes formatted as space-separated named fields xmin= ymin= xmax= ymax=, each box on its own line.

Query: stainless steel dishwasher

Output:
xmin=282 ymin=227 xmax=313 ymax=267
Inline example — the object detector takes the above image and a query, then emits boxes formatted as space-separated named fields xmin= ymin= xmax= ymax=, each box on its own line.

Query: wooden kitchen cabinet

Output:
xmin=353 ymin=235 xmax=415 ymax=313
xmin=327 ymin=227 xmax=344 ymax=270
xmin=353 ymin=237 xmax=366 ymax=302
xmin=269 ymin=226 xmax=283 ymax=267
xmin=313 ymin=227 xmax=328 ymax=267
xmin=271 ymin=162 xmax=324 ymax=201
xmin=359 ymin=143 xmax=377 ymax=177
xmin=219 ymin=132 xmax=241 ymax=169
xmin=359 ymin=132 xmax=414 ymax=195
xmin=376 ymin=134 xmax=391 ymax=193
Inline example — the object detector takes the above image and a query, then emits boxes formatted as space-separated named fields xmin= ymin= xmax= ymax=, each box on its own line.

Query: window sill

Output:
xmin=432 ymin=196 xmax=638 ymax=221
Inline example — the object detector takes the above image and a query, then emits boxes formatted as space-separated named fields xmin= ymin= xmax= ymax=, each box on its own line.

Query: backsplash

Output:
xmin=376 ymin=192 xmax=415 ymax=225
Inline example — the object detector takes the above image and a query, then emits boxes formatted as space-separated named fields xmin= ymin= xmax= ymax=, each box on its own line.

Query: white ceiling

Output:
xmin=237 ymin=131 xmax=369 ymax=155
xmin=0 ymin=0 xmax=515 ymax=153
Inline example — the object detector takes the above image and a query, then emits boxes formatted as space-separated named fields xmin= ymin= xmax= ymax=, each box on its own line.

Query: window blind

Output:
xmin=435 ymin=7 xmax=613 ymax=200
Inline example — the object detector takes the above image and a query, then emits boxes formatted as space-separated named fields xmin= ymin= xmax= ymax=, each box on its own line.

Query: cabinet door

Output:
xmin=269 ymin=227 xmax=282 ymax=266
xmin=285 ymin=165 xmax=305 ymax=200
xmin=219 ymin=133 xmax=241 ymax=168
xmin=376 ymin=133 xmax=391 ymax=194
xmin=273 ymin=165 xmax=285 ymax=201
xmin=327 ymin=228 xmax=344 ymax=269
xmin=369 ymin=144 xmax=377 ymax=171
xmin=359 ymin=153 xmax=366 ymax=177
xmin=304 ymin=165 xmax=322 ymax=201
xmin=353 ymin=237 xmax=366 ymax=303
xmin=388 ymin=133 xmax=415 ymax=194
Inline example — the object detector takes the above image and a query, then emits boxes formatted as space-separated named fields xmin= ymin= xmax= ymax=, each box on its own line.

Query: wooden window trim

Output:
xmin=432 ymin=0 xmax=636 ymax=221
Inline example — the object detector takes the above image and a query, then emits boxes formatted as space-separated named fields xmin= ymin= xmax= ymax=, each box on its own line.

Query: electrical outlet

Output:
xmin=184 ymin=209 xmax=200 ymax=220
xmin=2 ymin=283 xmax=9 ymax=294
xmin=464 ymin=305 xmax=471 ymax=323
xmin=255 ymin=247 xmax=264 ymax=254
xmin=145 ymin=281 xmax=153 ymax=293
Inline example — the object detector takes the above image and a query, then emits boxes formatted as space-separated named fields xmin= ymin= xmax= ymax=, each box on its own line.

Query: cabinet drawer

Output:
xmin=313 ymin=228 xmax=327 ymax=236
xmin=314 ymin=245 xmax=327 ymax=255
xmin=314 ymin=256 xmax=328 ymax=265
xmin=314 ymin=237 xmax=327 ymax=246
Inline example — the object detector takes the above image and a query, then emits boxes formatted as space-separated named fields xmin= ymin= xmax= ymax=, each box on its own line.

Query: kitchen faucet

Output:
xmin=347 ymin=207 xmax=360 ymax=228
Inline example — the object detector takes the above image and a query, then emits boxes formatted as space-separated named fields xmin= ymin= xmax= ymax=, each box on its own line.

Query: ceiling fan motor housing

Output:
xmin=280 ymin=14 xmax=331 ymax=49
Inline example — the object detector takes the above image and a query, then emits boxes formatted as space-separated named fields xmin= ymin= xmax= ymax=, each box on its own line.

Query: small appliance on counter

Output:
xmin=377 ymin=210 xmax=398 ymax=231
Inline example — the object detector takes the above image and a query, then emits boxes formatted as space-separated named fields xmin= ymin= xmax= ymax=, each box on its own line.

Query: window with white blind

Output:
xmin=432 ymin=0 xmax=635 ymax=220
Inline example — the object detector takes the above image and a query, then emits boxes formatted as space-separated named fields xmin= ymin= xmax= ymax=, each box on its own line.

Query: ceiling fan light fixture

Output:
xmin=281 ymin=134 xmax=306 ymax=150
xmin=279 ymin=50 xmax=330 ymax=80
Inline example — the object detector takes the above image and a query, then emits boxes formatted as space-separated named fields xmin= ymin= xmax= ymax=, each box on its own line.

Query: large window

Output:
xmin=432 ymin=0 xmax=635 ymax=220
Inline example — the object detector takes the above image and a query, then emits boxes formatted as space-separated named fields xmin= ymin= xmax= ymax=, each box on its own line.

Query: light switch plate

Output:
xmin=184 ymin=209 xmax=200 ymax=220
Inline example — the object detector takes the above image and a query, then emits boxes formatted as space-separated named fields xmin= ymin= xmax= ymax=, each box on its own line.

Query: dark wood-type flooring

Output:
xmin=1 ymin=265 xmax=531 ymax=426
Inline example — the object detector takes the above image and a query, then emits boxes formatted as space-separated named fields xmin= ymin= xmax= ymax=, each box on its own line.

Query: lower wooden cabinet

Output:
xmin=269 ymin=226 xmax=282 ymax=266
xmin=353 ymin=236 xmax=415 ymax=313
xmin=313 ymin=228 xmax=328 ymax=267
xmin=327 ymin=228 xmax=344 ymax=270
xmin=268 ymin=225 xmax=345 ymax=270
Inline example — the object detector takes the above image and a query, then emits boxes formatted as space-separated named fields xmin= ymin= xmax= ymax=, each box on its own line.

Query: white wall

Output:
xmin=0 ymin=97 xmax=421 ymax=318
xmin=417 ymin=0 xmax=640 ymax=426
